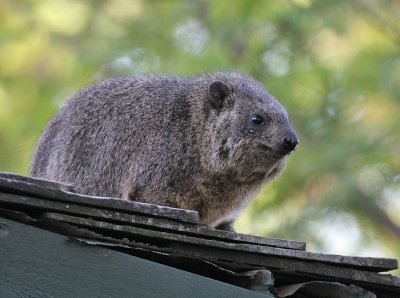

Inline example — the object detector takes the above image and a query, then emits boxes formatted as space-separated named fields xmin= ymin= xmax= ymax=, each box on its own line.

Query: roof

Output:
xmin=0 ymin=172 xmax=399 ymax=297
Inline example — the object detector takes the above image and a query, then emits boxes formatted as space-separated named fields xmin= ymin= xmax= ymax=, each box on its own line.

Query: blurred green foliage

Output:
xmin=1 ymin=0 xmax=399 ymax=267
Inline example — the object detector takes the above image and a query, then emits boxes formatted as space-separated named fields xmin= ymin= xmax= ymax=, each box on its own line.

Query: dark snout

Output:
xmin=258 ymin=126 xmax=299 ymax=159
xmin=282 ymin=130 xmax=298 ymax=154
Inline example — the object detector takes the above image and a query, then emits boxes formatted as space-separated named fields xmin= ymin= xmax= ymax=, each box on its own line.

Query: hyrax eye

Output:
xmin=251 ymin=114 xmax=264 ymax=126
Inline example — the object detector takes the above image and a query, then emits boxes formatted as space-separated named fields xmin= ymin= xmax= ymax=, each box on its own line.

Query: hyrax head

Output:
xmin=206 ymin=74 xmax=298 ymax=181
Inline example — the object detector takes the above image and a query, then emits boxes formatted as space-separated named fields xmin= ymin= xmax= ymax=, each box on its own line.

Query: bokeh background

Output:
xmin=1 ymin=0 xmax=399 ymax=272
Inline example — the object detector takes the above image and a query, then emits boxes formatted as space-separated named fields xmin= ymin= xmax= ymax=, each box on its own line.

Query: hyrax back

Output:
xmin=31 ymin=72 xmax=298 ymax=231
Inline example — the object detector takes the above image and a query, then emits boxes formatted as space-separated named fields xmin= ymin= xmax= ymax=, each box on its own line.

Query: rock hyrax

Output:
xmin=31 ymin=72 xmax=298 ymax=231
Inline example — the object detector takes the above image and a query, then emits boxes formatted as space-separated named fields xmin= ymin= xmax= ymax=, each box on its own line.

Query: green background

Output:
xmin=1 ymin=0 xmax=399 ymax=272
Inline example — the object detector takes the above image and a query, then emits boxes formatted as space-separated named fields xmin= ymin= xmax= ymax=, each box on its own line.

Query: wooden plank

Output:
xmin=79 ymin=232 xmax=400 ymax=296
xmin=0 ymin=176 xmax=200 ymax=224
xmin=0 ymin=217 xmax=271 ymax=298
xmin=0 ymin=173 xmax=306 ymax=249
xmin=41 ymin=212 xmax=398 ymax=272
xmin=0 ymin=172 xmax=74 ymax=192
xmin=0 ymin=192 xmax=306 ymax=250
xmin=168 ymin=243 xmax=400 ymax=297
xmin=4 ymin=210 xmax=395 ymax=296
xmin=14 ymin=214 xmax=397 ymax=297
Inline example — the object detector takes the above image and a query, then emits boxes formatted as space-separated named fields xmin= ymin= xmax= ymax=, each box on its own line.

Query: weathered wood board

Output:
xmin=0 ymin=176 xmax=200 ymax=224
xmin=0 ymin=192 xmax=306 ymax=250
xmin=1 ymin=209 xmax=400 ymax=297
xmin=0 ymin=178 xmax=306 ymax=250
xmin=0 ymin=172 xmax=74 ymax=192
xmin=40 ymin=211 xmax=398 ymax=272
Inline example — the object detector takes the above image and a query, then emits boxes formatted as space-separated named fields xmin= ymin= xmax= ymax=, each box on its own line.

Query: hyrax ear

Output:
xmin=208 ymin=80 xmax=231 ymax=109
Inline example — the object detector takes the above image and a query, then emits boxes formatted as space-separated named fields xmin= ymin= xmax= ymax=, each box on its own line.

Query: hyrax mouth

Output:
xmin=258 ymin=144 xmax=272 ymax=152
xmin=258 ymin=144 xmax=286 ymax=159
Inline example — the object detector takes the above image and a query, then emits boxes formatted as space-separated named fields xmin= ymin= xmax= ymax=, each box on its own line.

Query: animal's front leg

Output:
xmin=215 ymin=220 xmax=236 ymax=232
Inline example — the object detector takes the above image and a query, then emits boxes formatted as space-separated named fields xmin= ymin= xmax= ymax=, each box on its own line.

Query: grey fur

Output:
xmin=31 ymin=72 xmax=298 ymax=231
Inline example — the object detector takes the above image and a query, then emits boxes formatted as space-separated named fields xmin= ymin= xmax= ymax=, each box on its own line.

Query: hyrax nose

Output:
xmin=283 ymin=135 xmax=298 ymax=152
